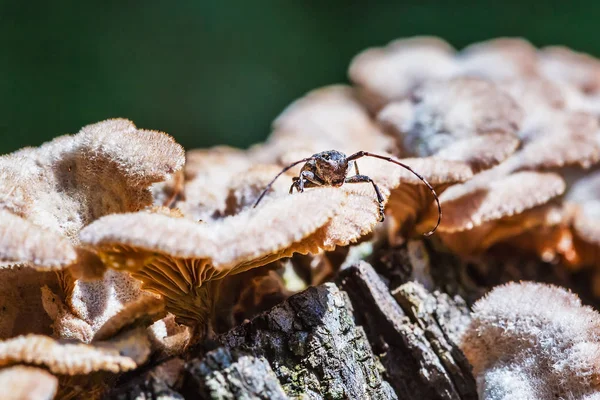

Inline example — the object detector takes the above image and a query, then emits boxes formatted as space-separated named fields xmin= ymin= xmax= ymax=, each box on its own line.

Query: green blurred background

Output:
xmin=1 ymin=1 xmax=598 ymax=153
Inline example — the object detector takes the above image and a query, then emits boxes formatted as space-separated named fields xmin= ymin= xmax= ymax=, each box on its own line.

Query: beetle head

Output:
xmin=313 ymin=150 xmax=348 ymax=186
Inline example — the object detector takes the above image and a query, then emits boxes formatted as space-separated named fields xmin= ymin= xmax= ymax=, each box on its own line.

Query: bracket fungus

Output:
xmin=0 ymin=118 xmax=185 ymax=353
xmin=0 ymin=366 xmax=58 ymax=400
xmin=5 ymin=35 xmax=600 ymax=399
xmin=348 ymin=36 xmax=458 ymax=110
xmin=456 ymin=38 xmax=539 ymax=81
xmin=80 ymin=189 xmax=347 ymax=330
xmin=539 ymin=46 xmax=600 ymax=94
xmin=174 ymin=146 xmax=256 ymax=221
xmin=0 ymin=118 xmax=184 ymax=271
xmin=461 ymin=282 xmax=600 ymax=399
xmin=377 ymin=77 xmax=523 ymax=160
xmin=418 ymin=170 xmax=566 ymax=255
xmin=0 ymin=327 xmax=150 ymax=375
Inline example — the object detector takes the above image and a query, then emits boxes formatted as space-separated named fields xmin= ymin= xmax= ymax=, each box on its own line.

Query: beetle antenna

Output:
xmin=347 ymin=151 xmax=442 ymax=236
xmin=253 ymin=157 xmax=314 ymax=208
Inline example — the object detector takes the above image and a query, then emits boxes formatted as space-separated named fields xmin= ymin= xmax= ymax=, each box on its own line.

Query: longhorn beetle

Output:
xmin=253 ymin=150 xmax=442 ymax=236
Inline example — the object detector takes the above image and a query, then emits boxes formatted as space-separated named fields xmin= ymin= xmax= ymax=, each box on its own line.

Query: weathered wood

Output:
xmin=337 ymin=261 xmax=477 ymax=400
xmin=104 ymin=357 xmax=186 ymax=400
xmin=182 ymin=348 xmax=288 ymax=400
xmin=215 ymin=283 xmax=397 ymax=400
xmin=393 ymin=282 xmax=476 ymax=399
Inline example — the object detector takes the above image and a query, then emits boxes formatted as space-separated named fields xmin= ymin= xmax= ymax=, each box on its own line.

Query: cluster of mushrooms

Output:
xmin=2 ymin=36 xmax=600 ymax=399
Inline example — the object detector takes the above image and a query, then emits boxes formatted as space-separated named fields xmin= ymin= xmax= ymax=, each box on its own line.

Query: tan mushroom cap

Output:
xmin=0 ymin=328 xmax=150 ymax=375
xmin=348 ymin=36 xmax=458 ymax=108
xmin=373 ymin=156 xmax=474 ymax=237
xmin=510 ymin=110 xmax=600 ymax=171
xmin=0 ymin=118 xmax=185 ymax=270
xmin=92 ymin=292 xmax=165 ymax=341
xmin=426 ymin=171 xmax=565 ymax=233
xmin=81 ymin=188 xmax=345 ymax=268
xmin=419 ymin=171 xmax=565 ymax=255
xmin=41 ymin=269 xmax=165 ymax=343
xmin=498 ymin=77 xmax=567 ymax=114
xmin=0 ymin=366 xmax=58 ymax=400
xmin=223 ymin=164 xmax=295 ymax=215
xmin=175 ymin=146 xmax=255 ymax=221
xmin=263 ymin=85 xmax=396 ymax=160
xmin=148 ymin=314 xmax=191 ymax=356
xmin=567 ymin=171 xmax=600 ymax=251
xmin=457 ymin=37 xmax=539 ymax=81
xmin=378 ymin=77 xmax=523 ymax=157
xmin=431 ymin=134 xmax=520 ymax=174
xmin=0 ymin=210 xmax=77 ymax=269
xmin=539 ymin=46 xmax=600 ymax=94
xmin=80 ymin=189 xmax=347 ymax=325
xmin=461 ymin=282 xmax=600 ymax=399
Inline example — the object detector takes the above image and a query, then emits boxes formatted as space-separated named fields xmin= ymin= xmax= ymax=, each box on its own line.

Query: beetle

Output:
xmin=253 ymin=150 xmax=442 ymax=236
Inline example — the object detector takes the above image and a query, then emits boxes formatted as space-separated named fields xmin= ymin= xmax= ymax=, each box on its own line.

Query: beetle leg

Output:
xmin=345 ymin=174 xmax=385 ymax=221
xmin=352 ymin=160 xmax=361 ymax=176
xmin=289 ymin=177 xmax=299 ymax=194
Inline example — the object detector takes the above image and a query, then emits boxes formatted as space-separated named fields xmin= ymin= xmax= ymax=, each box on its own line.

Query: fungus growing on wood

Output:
xmin=174 ymin=146 xmax=255 ymax=221
xmin=81 ymin=155 xmax=456 ymax=332
xmin=377 ymin=77 xmax=523 ymax=160
xmin=80 ymin=189 xmax=347 ymax=331
xmin=348 ymin=36 xmax=458 ymax=110
xmin=539 ymin=46 xmax=600 ymax=94
xmin=0 ymin=119 xmax=184 ymax=269
xmin=457 ymin=38 xmax=539 ymax=81
xmin=0 ymin=328 xmax=150 ymax=375
xmin=41 ymin=269 xmax=166 ymax=343
xmin=461 ymin=282 xmax=600 ymax=399
xmin=551 ymin=170 xmax=600 ymax=271
xmin=0 ymin=211 xmax=77 ymax=270
xmin=418 ymin=171 xmax=566 ymax=255
xmin=0 ymin=118 xmax=184 ymax=274
xmin=0 ymin=366 xmax=58 ymax=400
xmin=507 ymin=110 xmax=600 ymax=172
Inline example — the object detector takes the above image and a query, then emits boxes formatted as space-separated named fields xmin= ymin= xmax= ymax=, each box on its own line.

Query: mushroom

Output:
xmin=0 ymin=119 xmax=183 ymax=343
xmin=0 ymin=266 xmax=62 ymax=339
xmin=540 ymin=169 xmax=600 ymax=272
xmin=80 ymin=188 xmax=348 ymax=334
xmin=456 ymin=37 xmax=539 ymax=81
xmin=175 ymin=146 xmax=257 ymax=222
xmin=0 ymin=210 xmax=77 ymax=270
xmin=0 ymin=366 xmax=58 ymax=400
xmin=41 ymin=269 xmax=166 ymax=343
xmin=377 ymin=77 xmax=523 ymax=160
xmin=147 ymin=314 xmax=191 ymax=357
xmin=377 ymin=156 xmax=473 ymax=238
xmin=461 ymin=282 xmax=600 ymax=399
xmin=507 ymin=110 xmax=600 ymax=172
xmin=0 ymin=327 xmax=150 ymax=375
xmin=418 ymin=170 xmax=566 ymax=255
xmin=539 ymin=46 xmax=600 ymax=95
xmin=0 ymin=118 xmax=184 ymax=269
xmin=348 ymin=36 xmax=458 ymax=111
